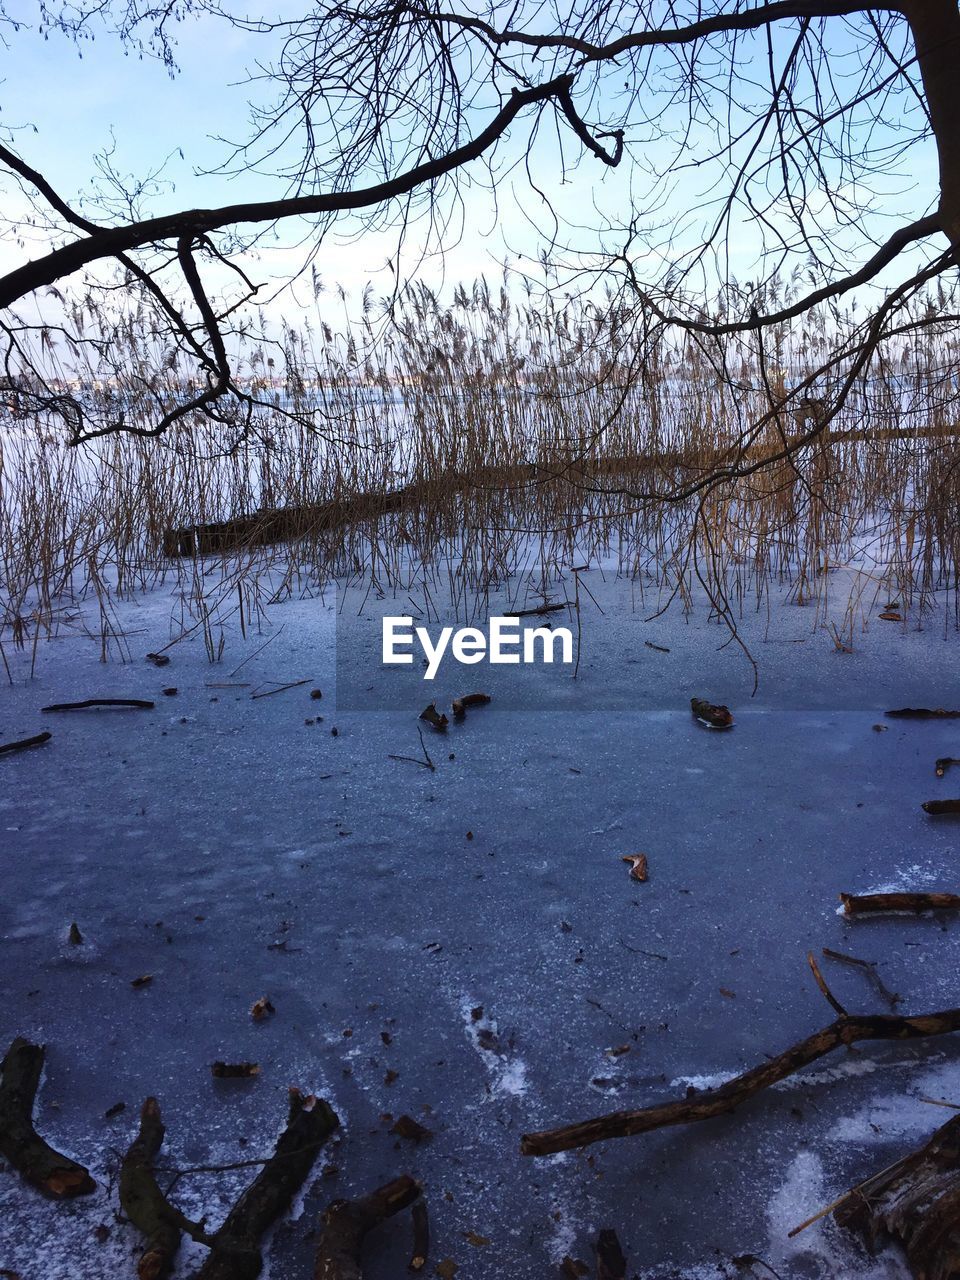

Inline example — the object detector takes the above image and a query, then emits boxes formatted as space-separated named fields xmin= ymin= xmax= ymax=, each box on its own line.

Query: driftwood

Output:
xmin=120 ymin=1098 xmax=208 ymax=1280
xmin=0 ymin=1038 xmax=95 ymax=1198
xmin=520 ymin=1008 xmax=960 ymax=1157
xmin=196 ymin=1090 xmax=339 ymax=1280
xmin=835 ymin=1113 xmax=960 ymax=1280
xmin=841 ymin=891 xmax=960 ymax=915
xmin=595 ymin=1229 xmax=627 ymax=1279
xmin=923 ymin=799 xmax=960 ymax=816
xmin=0 ymin=730 xmax=51 ymax=756
xmin=314 ymin=1174 xmax=422 ymax=1280
xmin=41 ymin=698 xmax=154 ymax=712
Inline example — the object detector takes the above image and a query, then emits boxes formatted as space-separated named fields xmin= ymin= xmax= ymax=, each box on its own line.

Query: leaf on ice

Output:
xmin=621 ymin=854 xmax=648 ymax=881
xmin=691 ymin=697 xmax=734 ymax=728
xmin=391 ymin=1113 xmax=433 ymax=1142
xmin=251 ymin=995 xmax=276 ymax=1021
xmin=419 ymin=703 xmax=449 ymax=731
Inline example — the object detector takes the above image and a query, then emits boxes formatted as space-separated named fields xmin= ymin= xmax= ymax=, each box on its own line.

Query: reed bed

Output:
xmin=2 ymin=275 xmax=959 ymax=662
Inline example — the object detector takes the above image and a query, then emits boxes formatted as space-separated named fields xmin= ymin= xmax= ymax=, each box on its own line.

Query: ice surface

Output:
xmin=1 ymin=565 xmax=958 ymax=1277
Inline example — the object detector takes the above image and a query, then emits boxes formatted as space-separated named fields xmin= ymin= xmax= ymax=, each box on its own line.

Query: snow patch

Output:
xmin=459 ymin=997 xmax=530 ymax=1100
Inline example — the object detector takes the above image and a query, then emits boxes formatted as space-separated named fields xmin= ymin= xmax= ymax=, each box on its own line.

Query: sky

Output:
xmin=0 ymin=3 xmax=944 ymax=325
xmin=0 ymin=6 xmax=564 ymax=301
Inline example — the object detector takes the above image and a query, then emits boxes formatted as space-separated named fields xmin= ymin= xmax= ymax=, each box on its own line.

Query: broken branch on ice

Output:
xmin=0 ymin=731 xmax=51 ymax=756
xmin=514 ymin=602 xmax=567 ymax=617
xmin=835 ymin=1112 xmax=960 ymax=1279
xmin=314 ymin=1174 xmax=422 ymax=1280
xmin=886 ymin=707 xmax=960 ymax=718
xmin=120 ymin=1097 xmax=210 ymax=1280
xmin=922 ymin=799 xmax=960 ymax=815
xmin=41 ymin=698 xmax=154 ymax=711
xmin=806 ymin=951 xmax=847 ymax=1017
xmin=0 ymin=1038 xmax=95 ymax=1198
xmin=451 ymin=691 xmax=491 ymax=718
xmin=841 ymin=891 xmax=960 ymax=915
xmin=195 ymin=1089 xmax=339 ymax=1280
xmin=519 ymin=1007 xmax=960 ymax=1156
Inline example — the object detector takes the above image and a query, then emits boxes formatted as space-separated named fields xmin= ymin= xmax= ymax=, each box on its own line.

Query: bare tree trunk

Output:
xmin=903 ymin=0 xmax=960 ymax=246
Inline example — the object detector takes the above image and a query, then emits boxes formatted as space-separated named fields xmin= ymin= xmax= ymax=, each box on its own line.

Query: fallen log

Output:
xmin=0 ymin=1038 xmax=95 ymax=1197
xmin=314 ymin=1174 xmax=422 ymax=1280
xmin=841 ymin=891 xmax=960 ymax=915
xmin=0 ymin=731 xmax=51 ymax=756
xmin=835 ymin=1113 xmax=960 ymax=1280
xmin=162 ymin=424 xmax=960 ymax=560
xmin=42 ymin=698 xmax=154 ymax=712
xmin=120 ymin=1097 xmax=209 ymax=1280
xmin=520 ymin=1007 xmax=960 ymax=1157
xmin=196 ymin=1090 xmax=339 ymax=1280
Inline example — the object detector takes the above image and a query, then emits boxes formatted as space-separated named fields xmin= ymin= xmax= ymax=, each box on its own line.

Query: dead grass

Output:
xmin=2 ymin=276 xmax=959 ymax=661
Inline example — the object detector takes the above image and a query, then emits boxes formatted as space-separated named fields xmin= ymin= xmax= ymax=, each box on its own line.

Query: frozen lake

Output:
xmin=1 ymin=568 xmax=958 ymax=1278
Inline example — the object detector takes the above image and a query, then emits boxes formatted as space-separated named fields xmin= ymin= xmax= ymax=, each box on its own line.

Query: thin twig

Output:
xmin=388 ymin=726 xmax=436 ymax=771
xmin=807 ymin=950 xmax=848 ymax=1017
xmin=250 ymin=678 xmax=310 ymax=700
xmin=229 ymin=624 xmax=285 ymax=676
